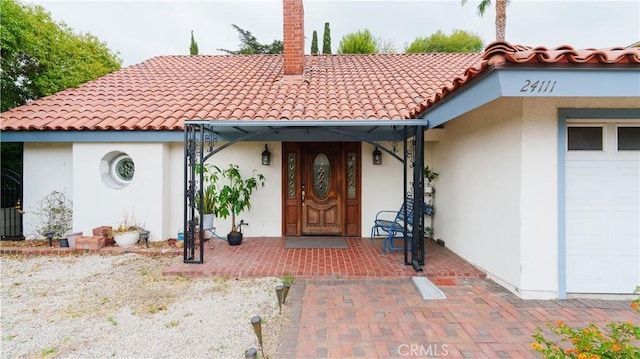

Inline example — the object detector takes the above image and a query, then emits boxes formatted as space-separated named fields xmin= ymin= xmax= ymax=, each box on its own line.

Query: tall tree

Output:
xmin=337 ymin=29 xmax=378 ymax=54
xmin=190 ymin=30 xmax=199 ymax=55
xmin=405 ymin=30 xmax=484 ymax=53
xmin=217 ymin=24 xmax=282 ymax=54
xmin=310 ymin=30 xmax=319 ymax=54
xmin=322 ymin=22 xmax=331 ymax=54
xmin=0 ymin=0 xmax=122 ymax=112
xmin=461 ymin=0 xmax=508 ymax=41
xmin=0 ymin=0 xmax=121 ymax=175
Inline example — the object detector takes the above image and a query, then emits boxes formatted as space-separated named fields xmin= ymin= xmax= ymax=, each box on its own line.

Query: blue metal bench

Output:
xmin=371 ymin=198 xmax=415 ymax=253
xmin=371 ymin=198 xmax=433 ymax=253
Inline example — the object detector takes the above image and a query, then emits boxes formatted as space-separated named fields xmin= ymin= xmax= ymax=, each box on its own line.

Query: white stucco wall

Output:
xmin=68 ymin=142 xmax=282 ymax=241
xmin=431 ymin=98 xmax=524 ymax=292
xmin=168 ymin=143 xmax=184 ymax=239
xmin=72 ymin=143 xmax=170 ymax=241
xmin=518 ymin=98 xmax=559 ymax=298
xmin=361 ymin=142 xmax=405 ymax=237
xmin=23 ymin=143 xmax=73 ymax=239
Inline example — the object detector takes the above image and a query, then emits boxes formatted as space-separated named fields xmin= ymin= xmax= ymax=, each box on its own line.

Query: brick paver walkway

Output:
xmin=277 ymin=279 xmax=637 ymax=359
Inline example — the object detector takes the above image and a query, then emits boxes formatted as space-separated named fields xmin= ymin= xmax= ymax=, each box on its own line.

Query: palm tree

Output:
xmin=462 ymin=0 xmax=508 ymax=41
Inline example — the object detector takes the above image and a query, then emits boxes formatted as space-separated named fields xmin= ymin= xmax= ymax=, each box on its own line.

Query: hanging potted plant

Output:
xmin=111 ymin=213 xmax=143 ymax=247
xmin=424 ymin=165 xmax=439 ymax=194
xmin=215 ymin=164 xmax=265 ymax=246
xmin=195 ymin=163 xmax=219 ymax=230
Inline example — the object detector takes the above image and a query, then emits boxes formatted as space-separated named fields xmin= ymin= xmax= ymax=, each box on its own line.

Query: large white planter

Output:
xmin=113 ymin=230 xmax=140 ymax=247
xmin=202 ymin=213 xmax=215 ymax=230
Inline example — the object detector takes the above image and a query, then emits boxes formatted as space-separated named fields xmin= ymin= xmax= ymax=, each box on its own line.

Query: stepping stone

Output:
xmin=412 ymin=277 xmax=446 ymax=300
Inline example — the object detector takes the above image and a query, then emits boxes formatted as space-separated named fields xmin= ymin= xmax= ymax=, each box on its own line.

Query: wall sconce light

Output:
xmin=372 ymin=147 xmax=382 ymax=165
xmin=261 ymin=144 xmax=271 ymax=166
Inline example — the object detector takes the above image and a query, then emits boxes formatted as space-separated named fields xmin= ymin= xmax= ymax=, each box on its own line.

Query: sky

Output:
xmin=29 ymin=0 xmax=640 ymax=67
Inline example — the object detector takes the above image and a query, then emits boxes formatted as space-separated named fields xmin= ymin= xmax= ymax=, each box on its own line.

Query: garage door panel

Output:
xmin=614 ymin=212 xmax=640 ymax=239
xmin=567 ymin=254 xmax=639 ymax=293
xmin=566 ymin=212 xmax=605 ymax=243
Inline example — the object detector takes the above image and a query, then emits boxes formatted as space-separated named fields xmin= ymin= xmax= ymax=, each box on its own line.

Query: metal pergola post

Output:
xmin=412 ymin=126 xmax=426 ymax=269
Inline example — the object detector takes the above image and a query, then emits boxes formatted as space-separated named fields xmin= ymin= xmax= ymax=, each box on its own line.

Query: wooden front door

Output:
xmin=282 ymin=142 xmax=361 ymax=237
xmin=302 ymin=143 xmax=342 ymax=235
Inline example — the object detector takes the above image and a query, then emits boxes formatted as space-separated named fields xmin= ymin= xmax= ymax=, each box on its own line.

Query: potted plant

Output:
xmin=112 ymin=213 xmax=143 ymax=247
xmin=195 ymin=163 xmax=219 ymax=230
xmin=215 ymin=164 xmax=265 ymax=246
xmin=34 ymin=191 xmax=73 ymax=247
xmin=424 ymin=165 xmax=439 ymax=193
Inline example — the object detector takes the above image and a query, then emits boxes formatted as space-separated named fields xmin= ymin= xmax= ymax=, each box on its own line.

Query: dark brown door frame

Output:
xmin=282 ymin=142 xmax=361 ymax=237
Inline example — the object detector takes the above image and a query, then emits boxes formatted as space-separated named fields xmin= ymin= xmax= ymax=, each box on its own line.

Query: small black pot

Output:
xmin=58 ymin=238 xmax=69 ymax=248
xmin=227 ymin=232 xmax=243 ymax=246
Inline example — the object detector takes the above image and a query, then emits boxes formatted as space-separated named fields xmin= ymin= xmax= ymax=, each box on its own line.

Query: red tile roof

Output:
xmin=1 ymin=41 xmax=638 ymax=132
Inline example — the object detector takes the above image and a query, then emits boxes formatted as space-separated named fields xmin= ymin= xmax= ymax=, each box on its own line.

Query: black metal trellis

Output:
xmin=184 ymin=121 xmax=426 ymax=269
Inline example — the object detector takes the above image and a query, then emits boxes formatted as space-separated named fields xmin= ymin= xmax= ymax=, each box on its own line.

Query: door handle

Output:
xmin=301 ymin=190 xmax=305 ymax=207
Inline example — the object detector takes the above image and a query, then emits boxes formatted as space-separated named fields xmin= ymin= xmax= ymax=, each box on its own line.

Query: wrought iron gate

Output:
xmin=1 ymin=168 xmax=24 ymax=240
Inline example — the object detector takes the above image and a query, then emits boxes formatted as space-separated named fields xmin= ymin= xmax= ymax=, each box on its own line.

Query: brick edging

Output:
xmin=0 ymin=247 xmax=182 ymax=257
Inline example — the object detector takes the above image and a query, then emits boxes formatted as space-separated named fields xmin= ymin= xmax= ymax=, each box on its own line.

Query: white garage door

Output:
xmin=566 ymin=121 xmax=640 ymax=294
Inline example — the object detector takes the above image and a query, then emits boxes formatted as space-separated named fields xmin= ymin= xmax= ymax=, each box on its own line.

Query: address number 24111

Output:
xmin=520 ymin=80 xmax=557 ymax=94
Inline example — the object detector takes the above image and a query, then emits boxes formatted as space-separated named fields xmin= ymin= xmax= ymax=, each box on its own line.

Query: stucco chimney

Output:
xmin=283 ymin=0 xmax=304 ymax=75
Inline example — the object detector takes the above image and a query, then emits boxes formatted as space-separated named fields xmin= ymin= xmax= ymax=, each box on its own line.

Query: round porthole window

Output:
xmin=100 ymin=151 xmax=135 ymax=189
xmin=111 ymin=154 xmax=135 ymax=185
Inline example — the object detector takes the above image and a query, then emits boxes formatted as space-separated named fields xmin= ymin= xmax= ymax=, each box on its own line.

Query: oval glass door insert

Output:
xmin=313 ymin=153 xmax=330 ymax=199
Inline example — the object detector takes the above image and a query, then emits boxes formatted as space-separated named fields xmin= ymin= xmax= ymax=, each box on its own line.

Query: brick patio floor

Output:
xmin=162 ymin=237 xmax=486 ymax=280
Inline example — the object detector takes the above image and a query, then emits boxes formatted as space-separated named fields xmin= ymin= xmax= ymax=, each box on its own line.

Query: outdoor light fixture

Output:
xmin=250 ymin=316 xmax=264 ymax=358
xmin=140 ymin=230 xmax=150 ymax=248
xmin=275 ymin=285 xmax=284 ymax=314
xmin=261 ymin=144 xmax=271 ymax=166
xmin=372 ymin=147 xmax=382 ymax=165
xmin=282 ymin=282 xmax=290 ymax=304
xmin=245 ymin=348 xmax=258 ymax=359
xmin=45 ymin=231 xmax=55 ymax=247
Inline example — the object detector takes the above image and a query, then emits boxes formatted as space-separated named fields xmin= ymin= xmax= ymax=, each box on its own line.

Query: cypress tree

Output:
xmin=190 ymin=30 xmax=199 ymax=55
xmin=322 ymin=22 xmax=331 ymax=54
xmin=311 ymin=30 xmax=319 ymax=54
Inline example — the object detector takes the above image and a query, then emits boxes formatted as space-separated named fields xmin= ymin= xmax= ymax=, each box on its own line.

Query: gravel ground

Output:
xmin=0 ymin=254 xmax=291 ymax=358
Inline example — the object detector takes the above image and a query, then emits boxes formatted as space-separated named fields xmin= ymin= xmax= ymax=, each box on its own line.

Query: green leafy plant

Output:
xmin=531 ymin=287 xmax=640 ymax=358
xmin=215 ymin=164 xmax=265 ymax=234
xmin=195 ymin=163 xmax=219 ymax=214
xmin=107 ymin=316 xmax=118 ymax=326
xmin=34 ymin=190 xmax=72 ymax=239
xmin=424 ymin=165 xmax=439 ymax=186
